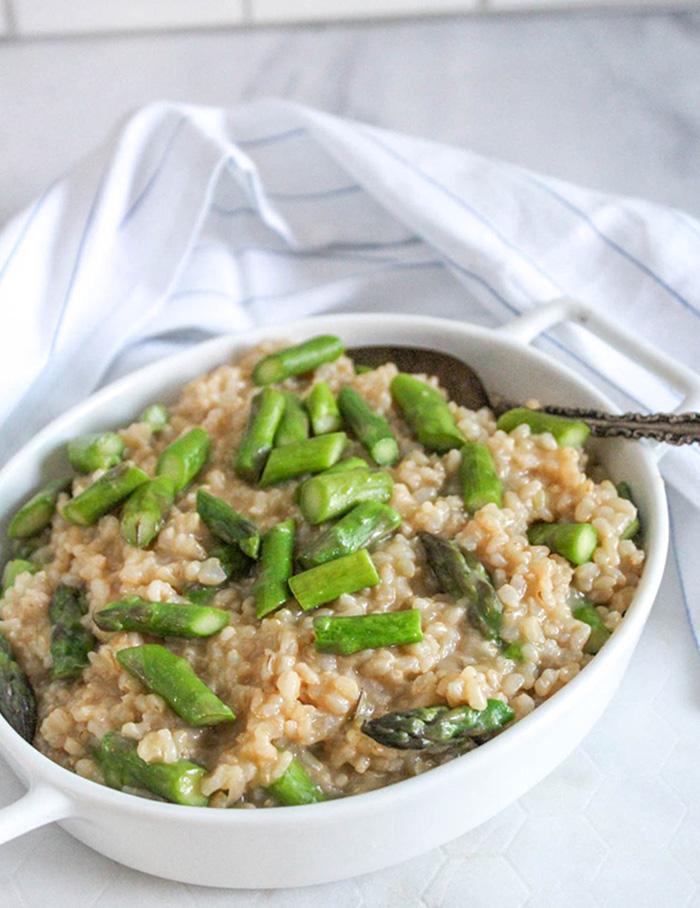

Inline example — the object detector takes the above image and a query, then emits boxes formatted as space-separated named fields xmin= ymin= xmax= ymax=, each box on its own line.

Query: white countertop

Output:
xmin=2 ymin=11 xmax=700 ymax=907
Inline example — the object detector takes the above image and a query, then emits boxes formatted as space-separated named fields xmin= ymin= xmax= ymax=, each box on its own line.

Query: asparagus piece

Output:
xmin=419 ymin=532 xmax=503 ymax=644
xmin=289 ymin=549 xmax=380 ymax=611
xmin=571 ymin=593 xmax=611 ymax=654
xmin=459 ymin=442 xmax=503 ymax=513
xmin=355 ymin=364 xmax=373 ymax=375
xmin=266 ymin=755 xmax=325 ymax=806
xmin=209 ymin=540 xmax=254 ymax=581
xmin=503 ymin=641 xmax=524 ymax=662
xmin=299 ymin=501 xmax=401 ymax=569
xmin=390 ymin=373 xmax=466 ymax=452
xmin=496 ymin=408 xmax=590 ymax=447
xmin=48 ymin=583 xmax=95 ymax=680
xmin=616 ymin=481 xmax=641 ymax=540
xmin=274 ymin=392 xmax=310 ymax=447
xmin=140 ymin=403 xmax=169 ymax=434
xmin=234 ymin=388 xmax=286 ymax=482
xmin=0 ymin=631 xmax=38 ymax=741
xmin=97 ymin=732 xmax=209 ymax=807
xmin=313 ymin=610 xmax=422 ymax=655
xmin=182 ymin=584 xmax=219 ymax=606
xmin=527 ymin=522 xmax=598 ymax=565
xmin=305 ymin=382 xmax=342 ymax=435
xmin=298 ymin=468 xmax=393 ymax=525
xmin=253 ymin=335 xmax=344 ymax=385
xmin=95 ymin=598 xmax=230 ymax=638
xmin=362 ymin=699 xmax=515 ymax=750
xmin=196 ymin=489 xmax=261 ymax=559
xmin=121 ymin=475 xmax=175 ymax=548
xmin=117 ymin=644 xmax=235 ymax=726
xmin=156 ymin=427 xmax=211 ymax=493
xmin=68 ymin=432 xmax=126 ymax=473
xmin=8 ymin=477 xmax=72 ymax=539
xmin=253 ymin=519 xmax=295 ymax=619
xmin=338 ymin=387 xmax=399 ymax=466
xmin=2 ymin=559 xmax=39 ymax=596
xmin=259 ymin=432 xmax=347 ymax=487
xmin=62 ymin=463 xmax=149 ymax=526
xmin=322 ymin=457 xmax=369 ymax=474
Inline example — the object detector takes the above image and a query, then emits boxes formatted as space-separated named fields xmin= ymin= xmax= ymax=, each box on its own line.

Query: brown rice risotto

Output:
xmin=0 ymin=339 xmax=644 ymax=808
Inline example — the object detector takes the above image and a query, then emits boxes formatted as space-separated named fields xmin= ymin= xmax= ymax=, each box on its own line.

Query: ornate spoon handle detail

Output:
xmin=536 ymin=407 xmax=700 ymax=444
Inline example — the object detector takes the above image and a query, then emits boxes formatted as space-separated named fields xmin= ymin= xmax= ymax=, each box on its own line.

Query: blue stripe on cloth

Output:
xmin=0 ymin=186 xmax=53 ymax=287
xmin=269 ymin=184 xmax=362 ymax=201
xmin=191 ymin=242 xmax=417 ymax=267
xmin=236 ymin=126 xmax=307 ymax=149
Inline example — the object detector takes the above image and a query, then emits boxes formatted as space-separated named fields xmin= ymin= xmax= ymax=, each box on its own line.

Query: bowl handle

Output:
xmin=0 ymin=784 xmax=73 ymax=845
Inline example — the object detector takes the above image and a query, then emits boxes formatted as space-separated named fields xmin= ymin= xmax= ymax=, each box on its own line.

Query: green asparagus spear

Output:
xmin=116 ymin=644 xmax=235 ymax=726
xmin=419 ymin=532 xmax=503 ymax=644
xmin=289 ymin=549 xmax=380 ymax=611
xmin=363 ymin=699 xmax=515 ymax=750
xmin=297 ymin=468 xmax=393 ymax=525
xmin=390 ymin=374 xmax=466 ymax=452
xmin=2 ymin=559 xmax=39 ymax=596
xmin=67 ymin=432 xmax=126 ymax=473
xmin=305 ymin=382 xmax=342 ymax=435
xmin=354 ymin=364 xmax=373 ymax=375
xmin=209 ymin=540 xmax=254 ymax=581
xmin=266 ymin=755 xmax=325 ymax=806
xmin=338 ymin=387 xmax=399 ymax=466
xmin=570 ymin=593 xmax=611 ymax=654
xmin=496 ymin=408 xmax=590 ymax=447
xmin=527 ymin=522 xmax=598 ymax=565
xmin=253 ymin=336 xmax=344 ymax=385
xmin=503 ymin=641 xmax=524 ymax=661
xmin=156 ymin=427 xmax=211 ymax=493
xmin=274 ymin=392 xmax=310 ymax=447
xmin=234 ymin=388 xmax=286 ymax=482
xmin=94 ymin=598 xmax=230 ymax=638
xmin=253 ymin=520 xmax=295 ymax=619
xmin=8 ymin=477 xmax=72 ymax=539
xmin=259 ymin=433 xmax=347 ymax=487
xmin=322 ymin=457 xmax=369 ymax=474
xmin=62 ymin=463 xmax=149 ymax=526
xmin=196 ymin=489 xmax=261 ymax=559
xmin=616 ymin=481 xmax=641 ymax=540
xmin=299 ymin=501 xmax=401 ymax=569
xmin=181 ymin=584 xmax=219 ymax=607
xmin=140 ymin=403 xmax=169 ymax=433
xmin=0 ymin=631 xmax=38 ymax=741
xmin=97 ymin=732 xmax=209 ymax=807
xmin=459 ymin=442 xmax=502 ymax=513
xmin=48 ymin=584 xmax=95 ymax=680
xmin=313 ymin=610 xmax=422 ymax=655
xmin=121 ymin=475 xmax=175 ymax=548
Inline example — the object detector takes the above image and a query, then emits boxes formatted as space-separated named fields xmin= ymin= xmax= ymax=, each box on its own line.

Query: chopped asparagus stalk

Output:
xmin=182 ymin=584 xmax=219 ymax=606
xmin=305 ymin=382 xmax=342 ymax=435
xmin=571 ymin=596 xmax=611 ymax=654
xmin=362 ymin=699 xmax=515 ymax=750
xmin=196 ymin=489 xmax=261 ymax=559
xmin=289 ymin=549 xmax=380 ymax=611
xmin=155 ymin=427 xmax=211 ymax=493
xmin=121 ymin=475 xmax=175 ymax=548
xmin=354 ymin=364 xmax=373 ymax=375
xmin=259 ymin=432 xmax=347 ymax=487
xmin=419 ymin=532 xmax=503 ymax=644
xmin=298 ymin=468 xmax=393 ymax=525
xmin=67 ymin=432 xmax=126 ymax=473
xmin=234 ymin=388 xmax=286 ymax=482
xmin=0 ymin=631 xmax=38 ymax=741
xmin=62 ymin=463 xmax=149 ymax=526
xmin=97 ymin=732 xmax=209 ymax=807
xmin=266 ymin=756 xmax=325 ymax=806
xmin=209 ymin=540 xmax=254 ymax=581
xmin=616 ymin=481 xmax=641 ymax=540
xmin=140 ymin=403 xmax=169 ymax=434
xmin=253 ymin=519 xmax=295 ymax=619
xmin=8 ymin=477 xmax=72 ymax=539
xmin=390 ymin=373 xmax=466 ymax=452
xmin=459 ymin=441 xmax=502 ymax=513
xmin=274 ymin=392 xmax=310 ymax=447
xmin=527 ymin=522 xmax=598 ymax=565
xmin=496 ymin=408 xmax=590 ymax=447
xmin=253 ymin=335 xmax=344 ymax=385
xmin=116 ymin=644 xmax=235 ymax=726
xmin=502 ymin=641 xmax=523 ymax=661
xmin=95 ymin=599 xmax=230 ymax=638
xmin=313 ymin=610 xmax=422 ymax=655
xmin=322 ymin=457 xmax=369 ymax=474
xmin=299 ymin=501 xmax=401 ymax=569
xmin=2 ymin=559 xmax=39 ymax=596
xmin=338 ymin=387 xmax=399 ymax=466
xmin=48 ymin=584 xmax=95 ymax=680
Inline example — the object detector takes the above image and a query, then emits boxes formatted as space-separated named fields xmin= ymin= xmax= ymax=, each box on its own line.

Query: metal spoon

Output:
xmin=349 ymin=345 xmax=700 ymax=445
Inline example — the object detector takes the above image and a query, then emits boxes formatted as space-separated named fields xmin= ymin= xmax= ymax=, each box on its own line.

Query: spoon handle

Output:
xmin=535 ymin=406 xmax=700 ymax=445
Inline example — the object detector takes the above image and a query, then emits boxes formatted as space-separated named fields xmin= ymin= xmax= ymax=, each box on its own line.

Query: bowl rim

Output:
xmin=0 ymin=311 xmax=669 ymax=826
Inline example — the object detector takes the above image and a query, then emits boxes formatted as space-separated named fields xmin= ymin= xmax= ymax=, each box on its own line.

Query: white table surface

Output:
xmin=2 ymin=11 xmax=700 ymax=906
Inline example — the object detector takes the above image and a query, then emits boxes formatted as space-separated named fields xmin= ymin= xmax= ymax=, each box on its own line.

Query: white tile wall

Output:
xmin=11 ymin=0 xmax=245 ymax=36
xmin=251 ymin=0 xmax=479 ymax=23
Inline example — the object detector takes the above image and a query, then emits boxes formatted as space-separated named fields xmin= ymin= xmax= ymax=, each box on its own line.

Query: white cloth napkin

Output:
xmin=1 ymin=98 xmax=698 ymax=642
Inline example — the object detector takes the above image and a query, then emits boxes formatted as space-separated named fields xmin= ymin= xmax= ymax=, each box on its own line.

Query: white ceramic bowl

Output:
xmin=0 ymin=301 xmax=686 ymax=888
